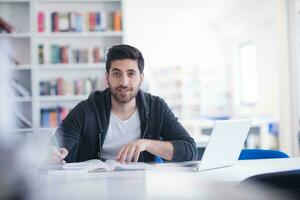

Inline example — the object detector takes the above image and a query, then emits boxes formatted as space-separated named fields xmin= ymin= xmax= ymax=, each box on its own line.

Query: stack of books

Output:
xmin=40 ymin=106 xmax=70 ymax=128
xmin=38 ymin=44 xmax=106 ymax=64
xmin=39 ymin=77 xmax=103 ymax=96
xmin=37 ymin=11 xmax=122 ymax=33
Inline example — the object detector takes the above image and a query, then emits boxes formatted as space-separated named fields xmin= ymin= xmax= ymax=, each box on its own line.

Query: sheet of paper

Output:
xmin=105 ymin=160 xmax=150 ymax=170
xmin=62 ymin=159 xmax=108 ymax=170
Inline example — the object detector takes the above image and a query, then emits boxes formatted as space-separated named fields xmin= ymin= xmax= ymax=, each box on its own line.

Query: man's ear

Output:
xmin=140 ymin=72 xmax=144 ymax=82
xmin=105 ymin=72 xmax=109 ymax=82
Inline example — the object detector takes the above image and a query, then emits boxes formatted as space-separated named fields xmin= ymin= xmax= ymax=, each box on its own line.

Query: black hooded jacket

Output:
xmin=55 ymin=88 xmax=198 ymax=163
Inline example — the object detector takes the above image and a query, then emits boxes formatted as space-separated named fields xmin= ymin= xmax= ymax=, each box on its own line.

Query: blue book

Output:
xmin=75 ymin=13 xmax=82 ymax=32
xmin=41 ymin=109 xmax=50 ymax=127
xmin=95 ymin=12 xmax=101 ymax=31
xmin=51 ymin=45 xmax=60 ymax=64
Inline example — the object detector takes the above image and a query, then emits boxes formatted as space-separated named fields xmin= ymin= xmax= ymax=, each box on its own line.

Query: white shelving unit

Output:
xmin=152 ymin=64 xmax=231 ymax=120
xmin=152 ymin=65 xmax=202 ymax=120
xmin=0 ymin=0 xmax=33 ymax=131
xmin=1 ymin=0 xmax=123 ymax=134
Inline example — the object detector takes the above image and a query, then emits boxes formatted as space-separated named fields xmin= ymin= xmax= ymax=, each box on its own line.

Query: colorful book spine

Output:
xmin=37 ymin=12 xmax=45 ymax=32
xmin=51 ymin=45 xmax=60 ymax=64
xmin=90 ymin=12 xmax=96 ymax=32
xmin=38 ymin=44 xmax=44 ymax=64
xmin=58 ymin=12 xmax=69 ymax=32
xmin=75 ymin=13 xmax=82 ymax=32
xmin=51 ymin=12 xmax=59 ymax=32
xmin=60 ymin=46 xmax=69 ymax=64
xmin=113 ymin=11 xmax=121 ymax=31
xmin=95 ymin=12 xmax=101 ymax=31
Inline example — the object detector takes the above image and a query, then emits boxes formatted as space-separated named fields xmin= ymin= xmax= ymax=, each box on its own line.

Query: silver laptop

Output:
xmin=178 ymin=119 xmax=252 ymax=171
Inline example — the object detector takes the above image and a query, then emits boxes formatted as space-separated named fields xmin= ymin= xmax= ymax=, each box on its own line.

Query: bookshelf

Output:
xmin=152 ymin=65 xmax=202 ymax=120
xmin=0 ymin=0 xmax=123 ymax=133
xmin=152 ymin=64 xmax=230 ymax=120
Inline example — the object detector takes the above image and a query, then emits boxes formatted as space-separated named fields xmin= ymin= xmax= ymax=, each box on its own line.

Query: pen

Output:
xmin=53 ymin=134 xmax=65 ymax=164
xmin=53 ymin=133 xmax=60 ymax=150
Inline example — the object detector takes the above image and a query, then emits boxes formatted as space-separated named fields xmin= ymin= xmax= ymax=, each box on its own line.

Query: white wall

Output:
xmin=122 ymin=0 xmax=226 ymax=68
xmin=218 ymin=0 xmax=279 ymax=117
xmin=123 ymin=0 xmax=279 ymax=118
xmin=123 ymin=0 xmax=230 ymax=117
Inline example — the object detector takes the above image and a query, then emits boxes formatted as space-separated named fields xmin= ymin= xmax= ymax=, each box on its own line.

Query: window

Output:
xmin=238 ymin=42 xmax=258 ymax=105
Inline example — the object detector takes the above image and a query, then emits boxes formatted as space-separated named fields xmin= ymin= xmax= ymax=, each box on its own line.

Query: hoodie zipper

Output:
xmin=141 ymin=117 xmax=149 ymax=162
xmin=98 ymin=132 xmax=102 ymax=159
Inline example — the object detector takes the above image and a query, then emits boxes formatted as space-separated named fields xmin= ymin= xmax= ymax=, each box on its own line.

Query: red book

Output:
xmin=89 ymin=12 xmax=96 ymax=32
xmin=57 ymin=77 xmax=63 ymax=95
xmin=37 ymin=12 xmax=45 ymax=32
xmin=93 ymin=47 xmax=100 ymax=63
xmin=60 ymin=46 xmax=69 ymax=64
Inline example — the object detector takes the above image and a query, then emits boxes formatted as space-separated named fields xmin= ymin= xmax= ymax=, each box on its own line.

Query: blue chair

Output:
xmin=154 ymin=156 xmax=164 ymax=163
xmin=238 ymin=149 xmax=289 ymax=160
xmin=196 ymin=147 xmax=289 ymax=161
xmin=155 ymin=148 xmax=289 ymax=163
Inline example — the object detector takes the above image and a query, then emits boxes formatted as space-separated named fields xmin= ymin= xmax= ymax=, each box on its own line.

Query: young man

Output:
xmin=51 ymin=44 xmax=197 ymax=164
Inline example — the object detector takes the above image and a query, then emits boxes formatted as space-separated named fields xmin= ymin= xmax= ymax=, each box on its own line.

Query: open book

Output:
xmin=62 ymin=159 xmax=152 ymax=172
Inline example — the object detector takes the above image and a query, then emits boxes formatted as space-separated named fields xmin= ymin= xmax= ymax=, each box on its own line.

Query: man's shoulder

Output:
xmin=142 ymin=90 xmax=165 ymax=103
xmin=74 ymin=89 xmax=108 ymax=109
xmin=141 ymin=90 xmax=168 ymax=110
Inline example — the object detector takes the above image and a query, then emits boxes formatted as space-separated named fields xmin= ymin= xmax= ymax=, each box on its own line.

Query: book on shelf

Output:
xmin=113 ymin=11 xmax=122 ymax=31
xmin=41 ymin=106 xmax=70 ymax=128
xmin=0 ymin=17 xmax=15 ymax=33
xmin=59 ymin=159 xmax=151 ymax=172
xmin=51 ymin=44 xmax=60 ymax=64
xmin=11 ymin=80 xmax=30 ymax=97
xmin=51 ymin=12 xmax=59 ymax=32
xmin=37 ymin=12 xmax=45 ymax=33
xmin=58 ymin=12 xmax=69 ymax=32
xmin=38 ymin=45 xmax=44 ymax=64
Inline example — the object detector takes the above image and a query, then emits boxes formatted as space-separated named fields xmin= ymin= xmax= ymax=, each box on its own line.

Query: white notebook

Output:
xmin=62 ymin=159 xmax=151 ymax=172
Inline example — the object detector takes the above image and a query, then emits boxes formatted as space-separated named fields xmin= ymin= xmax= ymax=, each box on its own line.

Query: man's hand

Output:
xmin=116 ymin=139 xmax=174 ymax=163
xmin=116 ymin=139 xmax=149 ymax=163
xmin=50 ymin=146 xmax=68 ymax=164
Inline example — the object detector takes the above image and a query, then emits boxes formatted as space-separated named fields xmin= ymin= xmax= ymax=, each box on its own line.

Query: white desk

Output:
xmin=35 ymin=158 xmax=300 ymax=200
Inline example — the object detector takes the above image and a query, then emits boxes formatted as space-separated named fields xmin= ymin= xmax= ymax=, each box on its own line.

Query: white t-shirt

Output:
xmin=101 ymin=109 xmax=141 ymax=160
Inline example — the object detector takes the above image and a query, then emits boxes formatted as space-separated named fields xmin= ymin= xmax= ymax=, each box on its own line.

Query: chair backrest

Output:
xmin=238 ymin=149 xmax=289 ymax=160
xmin=196 ymin=148 xmax=289 ymax=161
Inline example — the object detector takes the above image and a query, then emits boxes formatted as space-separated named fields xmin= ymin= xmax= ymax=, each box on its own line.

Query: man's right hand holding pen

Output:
xmin=51 ymin=146 xmax=68 ymax=164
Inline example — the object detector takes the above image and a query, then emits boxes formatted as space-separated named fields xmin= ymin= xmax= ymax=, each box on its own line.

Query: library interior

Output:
xmin=1 ymin=0 xmax=300 ymax=199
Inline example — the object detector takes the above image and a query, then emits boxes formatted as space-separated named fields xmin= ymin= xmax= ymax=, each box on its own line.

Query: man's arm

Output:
xmin=116 ymin=139 xmax=173 ymax=163
xmin=50 ymin=102 xmax=84 ymax=163
xmin=160 ymin=99 xmax=198 ymax=162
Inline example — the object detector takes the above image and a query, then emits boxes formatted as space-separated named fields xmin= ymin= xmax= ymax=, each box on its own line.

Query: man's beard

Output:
xmin=109 ymin=83 xmax=140 ymax=104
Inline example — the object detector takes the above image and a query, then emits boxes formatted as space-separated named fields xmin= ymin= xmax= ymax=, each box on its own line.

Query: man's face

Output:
xmin=107 ymin=59 xmax=144 ymax=104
